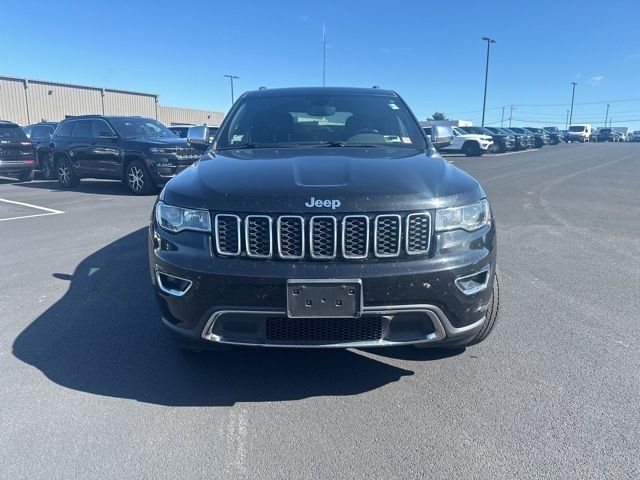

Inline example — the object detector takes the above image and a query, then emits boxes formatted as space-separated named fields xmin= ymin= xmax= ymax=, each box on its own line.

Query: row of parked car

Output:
xmin=0 ymin=117 xmax=218 ymax=194
xmin=423 ymin=125 xmax=563 ymax=156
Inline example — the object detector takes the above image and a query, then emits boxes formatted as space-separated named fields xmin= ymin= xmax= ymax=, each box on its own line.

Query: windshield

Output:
xmin=109 ymin=118 xmax=177 ymax=138
xmin=510 ymin=127 xmax=525 ymax=133
xmin=216 ymin=93 xmax=426 ymax=149
xmin=569 ymin=125 xmax=586 ymax=132
xmin=0 ymin=124 xmax=28 ymax=140
xmin=544 ymin=127 xmax=559 ymax=133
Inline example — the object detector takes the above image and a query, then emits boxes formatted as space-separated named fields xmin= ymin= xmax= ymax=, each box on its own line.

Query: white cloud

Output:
xmin=591 ymin=75 xmax=604 ymax=86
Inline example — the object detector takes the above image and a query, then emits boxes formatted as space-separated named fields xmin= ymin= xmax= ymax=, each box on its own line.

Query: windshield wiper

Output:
xmin=315 ymin=141 xmax=383 ymax=148
xmin=217 ymin=143 xmax=299 ymax=150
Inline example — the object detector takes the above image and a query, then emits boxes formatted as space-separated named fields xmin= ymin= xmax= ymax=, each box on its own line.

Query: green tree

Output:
xmin=428 ymin=112 xmax=448 ymax=121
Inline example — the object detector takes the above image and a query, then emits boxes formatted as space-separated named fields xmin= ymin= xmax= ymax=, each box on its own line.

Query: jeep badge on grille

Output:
xmin=304 ymin=197 xmax=341 ymax=209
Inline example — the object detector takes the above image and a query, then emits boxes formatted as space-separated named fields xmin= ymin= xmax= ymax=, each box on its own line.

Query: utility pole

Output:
xmin=569 ymin=82 xmax=577 ymax=126
xmin=565 ymin=110 xmax=570 ymax=130
xmin=500 ymin=106 xmax=505 ymax=127
xmin=481 ymin=37 xmax=496 ymax=127
xmin=322 ymin=21 xmax=327 ymax=87
xmin=224 ymin=74 xmax=239 ymax=106
xmin=604 ymin=104 xmax=610 ymax=127
xmin=508 ymin=105 xmax=515 ymax=127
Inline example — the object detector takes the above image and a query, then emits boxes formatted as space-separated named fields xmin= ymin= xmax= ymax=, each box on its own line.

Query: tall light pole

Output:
xmin=481 ymin=37 xmax=496 ymax=127
xmin=604 ymin=104 xmax=610 ymax=127
xmin=568 ymin=82 xmax=577 ymax=126
xmin=224 ymin=74 xmax=239 ymax=106
xmin=508 ymin=105 xmax=515 ymax=127
xmin=565 ymin=110 xmax=570 ymax=130
xmin=501 ymin=106 xmax=505 ymax=127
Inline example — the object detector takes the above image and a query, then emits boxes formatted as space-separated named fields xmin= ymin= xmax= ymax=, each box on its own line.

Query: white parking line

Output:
xmin=0 ymin=198 xmax=65 ymax=222
xmin=485 ymin=149 xmax=539 ymax=157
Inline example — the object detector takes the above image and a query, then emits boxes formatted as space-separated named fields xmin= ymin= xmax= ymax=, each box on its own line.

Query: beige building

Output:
xmin=0 ymin=75 xmax=224 ymax=127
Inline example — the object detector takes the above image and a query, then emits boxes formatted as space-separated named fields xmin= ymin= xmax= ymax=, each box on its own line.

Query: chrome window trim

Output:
xmin=214 ymin=214 xmax=241 ymax=256
xmin=342 ymin=215 xmax=370 ymax=259
xmin=405 ymin=212 xmax=432 ymax=255
xmin=277 ymin=215 xmax=305 ymax=260
xmin=373 ymin=214 xmax=402 ymax=258
xmin=245 ymin=215 xmax=273 ymax=258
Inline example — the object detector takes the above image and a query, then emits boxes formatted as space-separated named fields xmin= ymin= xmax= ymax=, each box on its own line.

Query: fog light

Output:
xmin=155 ymin=269 xmax=192 ymax=297
xmin=455 ymin=267 xmax=491 ymax=295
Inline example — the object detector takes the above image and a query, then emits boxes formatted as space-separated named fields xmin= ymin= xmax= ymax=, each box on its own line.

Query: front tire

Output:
xmin=464 ymin=273 xmax=500 ymax=346
xmin=126 ymin=159 xmax=154 ymax=195
xmin=462 ymin=142 xmax=481 ymax=157
xmin=57 ymin=157 xmax=80 ymax=188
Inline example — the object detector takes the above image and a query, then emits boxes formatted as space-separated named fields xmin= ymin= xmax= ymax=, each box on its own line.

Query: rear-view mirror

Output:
xmin=187 ymin=125 xmax=209 ymax=145
xmin=430 ymin=124 xmax=454 ymax=148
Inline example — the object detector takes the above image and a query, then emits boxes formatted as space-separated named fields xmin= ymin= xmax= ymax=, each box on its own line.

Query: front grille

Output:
xmin=310 ymin=216 xmax=336 ymax=259
xmin=374 ymin=215 xmax=401 ymax=257
xmin=213 ymin=212 xmax=432 ymax=260
xmin=266 ymin=316 xmax=382 ymax=343
xmin=215 ymin=214 xmax=241 ymax=255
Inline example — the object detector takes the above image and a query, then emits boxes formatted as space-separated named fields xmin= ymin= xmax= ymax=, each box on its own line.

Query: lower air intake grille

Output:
xmin=266 ymin=316 xmax=382 ymax=343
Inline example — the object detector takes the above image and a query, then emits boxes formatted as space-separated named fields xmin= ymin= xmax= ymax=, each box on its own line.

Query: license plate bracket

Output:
xmin=286 ymin=279 xmax=363 ymax=319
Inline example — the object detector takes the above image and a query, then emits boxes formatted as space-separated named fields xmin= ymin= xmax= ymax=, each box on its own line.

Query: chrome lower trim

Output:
xmin=200 ymin=304 xmax=485 ymax=348
xmin=155 ymin=270 xmax=193 ymax=297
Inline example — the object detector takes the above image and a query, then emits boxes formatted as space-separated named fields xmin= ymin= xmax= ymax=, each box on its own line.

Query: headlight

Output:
xmin=155 ymin=201 xmax=211 ymax=233
xmin=435 ymin=199 xmax=491 ymax=232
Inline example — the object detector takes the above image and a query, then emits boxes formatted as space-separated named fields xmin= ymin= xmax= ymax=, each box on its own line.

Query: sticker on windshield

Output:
xmin=388 ymin=102 xmax=400 ymax=110
xmin=401 ymin=137 xmax=411 ymax=143
xmin=231 ymin=134 xmax=244 ymax=143
xmin=384 ymin=135 xmax=402 ymax=143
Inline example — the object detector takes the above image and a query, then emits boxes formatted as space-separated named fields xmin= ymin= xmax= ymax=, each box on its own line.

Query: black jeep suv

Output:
xmin=0 ymin=121 xmax=35 ymax=182
xmin=49 ymin=115 xmax=207 ymax=194
xmin=460 ymin=126 xmax=515 ymax=153
xmin=149 ymin=87 xmax=499 ymax=351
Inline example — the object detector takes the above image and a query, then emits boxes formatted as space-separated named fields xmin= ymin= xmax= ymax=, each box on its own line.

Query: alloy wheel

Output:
xmin=128 ymin=165 xmax=145 ymax=191
xmin=58 ymin=163 xmax=70 ymax=185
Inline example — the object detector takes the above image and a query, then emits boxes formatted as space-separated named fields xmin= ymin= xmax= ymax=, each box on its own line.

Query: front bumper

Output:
xmin=149 ymin=220 xmax=497 ymax=349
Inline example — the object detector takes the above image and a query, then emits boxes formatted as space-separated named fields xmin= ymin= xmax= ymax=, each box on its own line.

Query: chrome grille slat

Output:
xmin=374 ymin=214 xmax=401 ymax=258
xmin=213 ymin=212 xmax=430 ymax=260
xmin=245 ymin=215 xmax=273 ymax=258
xmin=214 ymin=214 xmax=241 ymax=256
xmin=277 ymin=216 xmax=305 ymax=259
xmin=342 ymin=215 xmax=369 ymax=259
xmin=310 ymin=216 xmax=337 ymax=259
xmin=406 ymin=213 xmax=432 ymax=255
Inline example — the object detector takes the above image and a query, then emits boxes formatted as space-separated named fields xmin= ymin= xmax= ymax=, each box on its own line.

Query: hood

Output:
xmin=161 ymin=147 xmax=484 ymax=213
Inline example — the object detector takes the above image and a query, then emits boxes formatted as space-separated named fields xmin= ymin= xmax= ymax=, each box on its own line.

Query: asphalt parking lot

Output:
xmin=1 ymin=143 xmax=638 ymax=479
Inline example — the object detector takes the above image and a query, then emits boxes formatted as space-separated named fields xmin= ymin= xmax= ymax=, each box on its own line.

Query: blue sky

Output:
xmin=2 ymin=0 xmax=640 ymax=130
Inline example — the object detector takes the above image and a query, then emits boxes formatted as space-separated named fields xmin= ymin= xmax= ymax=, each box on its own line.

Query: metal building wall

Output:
xmin=158 ymin=105 xmax=224 ymax=126
xmin=27 ymin=80 xmax=103 ymax=122
xmin=104 ymin=90 xmax=157 ymax=118
xmin=1 ymin=75 xmax=223 ymax=127
xmin=0 ymin=77 xmax=29 ymax=125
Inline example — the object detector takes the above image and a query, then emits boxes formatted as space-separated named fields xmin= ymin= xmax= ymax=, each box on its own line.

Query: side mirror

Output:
xmin=187 ymin=125 xmax=209 ymax=145
xmin=430 ymin=124 xmax=454 ymax=149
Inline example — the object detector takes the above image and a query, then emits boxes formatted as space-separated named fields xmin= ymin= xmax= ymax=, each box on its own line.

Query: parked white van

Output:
xmin=568 ymin=124 xmax=592 ymax=142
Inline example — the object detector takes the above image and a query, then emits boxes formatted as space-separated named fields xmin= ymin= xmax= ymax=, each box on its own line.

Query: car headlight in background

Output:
xmin=435 ymin=199 xmax=491 ymax=232
xmin=155 ymin=201 xmax=211 ymax=233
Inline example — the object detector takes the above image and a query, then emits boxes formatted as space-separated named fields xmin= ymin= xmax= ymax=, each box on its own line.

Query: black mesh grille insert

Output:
xmin=246 ymin=216 xmax=272 ymax=257
xmin=215 ymin=215 xmax=240 ymax=255
xmin=310 ymin=217 xmax=336 ymax=258
xmin=278 ymin=216 xmax=304 ymax=258
xmin=266 ymin=316 xmax=382 ymax=343
xmin=406 ymin=213 xmax=431 ymax=254
xmin=343 ymin=216 xmax=368 ymax=258
xmin=375 ymin=215 xmax=401 ymax=257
